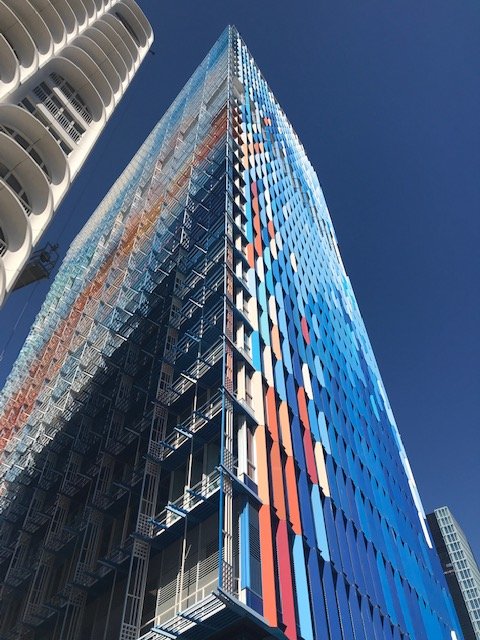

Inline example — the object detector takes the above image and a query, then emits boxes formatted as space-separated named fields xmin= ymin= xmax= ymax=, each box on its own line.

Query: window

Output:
xmin=114 ymin=11 xmax=140 ymax=45
xmin=3 ymin=34 xmax=19 ymax=61
xmin=165 ymin=332 xmax=176 ymax=356
xmin=235 ymin=320 xmax=252 ymax=358
xmin=245 ymin=370 xmax=253 ymax=406
xmin=158 ymin=367 xmax=172 ymax=391
xmin=0 ymin=227 xmax=6 ymax=256
xmin=0 ymin=161 xmax=31 ymax=214
xmin=246 ymin=425 xmax=256 ymax=481
xmin=0 ymin=124 xmax=51 ymax=181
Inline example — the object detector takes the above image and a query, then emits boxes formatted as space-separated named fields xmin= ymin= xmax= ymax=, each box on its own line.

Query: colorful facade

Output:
xmin=0 ymin=26 xmax=462 ymax=640
xmin=0 ymin=0 xmax=153 ymax=305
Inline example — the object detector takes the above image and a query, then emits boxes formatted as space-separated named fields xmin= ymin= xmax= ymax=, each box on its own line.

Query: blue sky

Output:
xmin=0 ymin=1 xmax=479 ymax=558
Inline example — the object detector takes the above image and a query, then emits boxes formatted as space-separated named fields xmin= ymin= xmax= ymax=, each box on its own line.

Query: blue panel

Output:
xmin=322 ymin=562 xmax=343 ymax=638
xmin=311 ymin=484 xmax=330 ymax=561
xmin=292 ymin=535 xmax=314 ymax=640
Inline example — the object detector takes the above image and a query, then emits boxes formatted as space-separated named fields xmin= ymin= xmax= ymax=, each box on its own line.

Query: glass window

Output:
xmin=0 ymin=161 xmax=31 ymax=214
xmin=114 ymin=12 xmax=140 ymax=45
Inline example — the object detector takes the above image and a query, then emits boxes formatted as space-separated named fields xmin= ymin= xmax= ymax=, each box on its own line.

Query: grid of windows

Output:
xmin=431 ymin=507 xmax=480 ymax=639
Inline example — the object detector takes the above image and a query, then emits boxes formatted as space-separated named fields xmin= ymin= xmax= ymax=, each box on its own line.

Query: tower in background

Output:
xmin=0 ymin=26 xmax=463 ymax=640
xmin=0 ymin=0 xmax=153 ymax=305
xmin=428 ymin=507 xmax=480 ymax=640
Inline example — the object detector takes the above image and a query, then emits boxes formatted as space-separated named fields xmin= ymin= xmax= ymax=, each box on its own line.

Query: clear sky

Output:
xmin=0 ymin=1 xmax=479 ymax=559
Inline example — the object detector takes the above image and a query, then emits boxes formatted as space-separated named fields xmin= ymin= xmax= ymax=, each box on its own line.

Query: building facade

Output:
xmin=0 ymin=0 xmax=152 ymax=305
xmin=427 ymin=507 xmax=480 ymax=640
xmin=0 ymin=26 xmax=463 ymax=640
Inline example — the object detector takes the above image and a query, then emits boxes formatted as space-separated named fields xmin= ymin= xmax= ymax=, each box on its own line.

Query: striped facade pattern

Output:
xmin=428 ymin=508 xmax=480 ymax=640
xmin=0 ymin=26 xmax=463 ymax=640
xmin=0 ymin=0 xmax=152 ymax=304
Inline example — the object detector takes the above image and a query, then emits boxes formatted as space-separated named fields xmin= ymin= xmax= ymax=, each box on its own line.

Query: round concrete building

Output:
xmin=0 ymin=0 xmax=153 ymax=305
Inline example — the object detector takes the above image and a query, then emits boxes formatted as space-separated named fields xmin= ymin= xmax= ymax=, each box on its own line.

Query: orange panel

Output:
xmin=271 ymin=325 xmax=282 ymax=361
xmin=267 ymin=220 xmax=275 ymax=239
xmin=259 ymin=505 xmax=278 ymax=628
xmin=246 ymin=242 xmax=255 ymax=268
xmin=278 ymin=401 xmax=293 ymax=456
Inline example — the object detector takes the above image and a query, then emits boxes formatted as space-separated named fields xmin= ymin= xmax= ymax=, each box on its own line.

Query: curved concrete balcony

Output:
xmin=49 ymin=0 xmax=77 ymax=39
xmin=5 ymin=0 xmax=54 ymax=67
xmin=0 ymin=185 xmax=32 ymax=295
xmin=73 ymin=33 xmax=122 ymax=101
xmin=83 ymin=25 xmax=129 ymax=91
xmin=0 ymin=1 xmax=39 ymax=93
xmin=0 ymin=104 xmax=71 ymax=206
xmin=66 ymin=0 xmax=88 ymax=33
xmin=114 ymin=1 xmax=150 ymax=49
xmin=27 ymin=0 xmax=67 ymax=53
xmin=61 ymin=44 xmax=115 ymax=116
xmin=81 ymin=0 xmax=97 ymax=21
xmin=0 ymin=34 xmax=19 ymax=98
xmin=97 ymin=15 xmax=137 ymax=80
xmin=0 ymin=131 xmax=54 ymax=241
xmin=120 ymin=0 xmax=153 ymax=50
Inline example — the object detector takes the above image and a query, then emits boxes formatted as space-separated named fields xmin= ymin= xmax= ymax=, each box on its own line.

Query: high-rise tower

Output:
xmin=0 ymin=27 xmax=463 ymax=640
xmin=427 ymin=507 xmax=480 ymax=640
xmin=0 ymin=0 xmax=153 ymax=305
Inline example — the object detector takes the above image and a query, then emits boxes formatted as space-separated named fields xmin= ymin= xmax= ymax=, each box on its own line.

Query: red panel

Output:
xmin=300 ymin=316 xmax=310 ymax=344
xmin=285 ymin=456 xmax=302 ymax=535
xmin=276 ymin=519 xmax=298 ymax=640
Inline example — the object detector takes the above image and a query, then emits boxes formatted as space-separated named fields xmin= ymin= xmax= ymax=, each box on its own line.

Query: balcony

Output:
xmin=149 ymin=470 xmax=221 ymax=547
xmin=154 ymin=392 xmax=223 ymax=467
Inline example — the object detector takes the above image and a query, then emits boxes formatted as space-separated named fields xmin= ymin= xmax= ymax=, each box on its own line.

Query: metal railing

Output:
xmin=151 ymin=469 xmax=221 ymax=535
xmin=33 ymin=85 xmax=83 ymax=143
xmin=158 ymin=392 xmax=223 ymax=461
xmin=50 ymin=72 xmax=93 ymax=124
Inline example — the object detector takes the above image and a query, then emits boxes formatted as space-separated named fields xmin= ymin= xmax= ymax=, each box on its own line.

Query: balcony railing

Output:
xmin=33 ymin=85 xmax=83 ymax=143
xmin=151 ymin=469 xmax=221 ymax=536
xmin=157 ymin=392 xmax=223 ymax=461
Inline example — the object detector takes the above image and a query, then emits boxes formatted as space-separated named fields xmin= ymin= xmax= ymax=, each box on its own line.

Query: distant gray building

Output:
xmin=428 ymin=507 xmax=480 ymax=640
